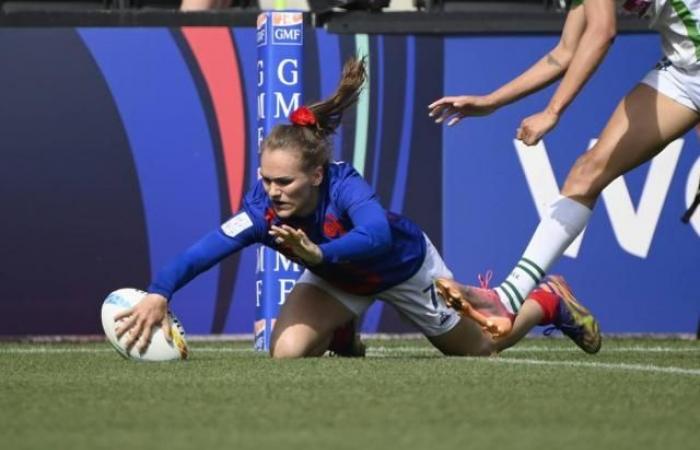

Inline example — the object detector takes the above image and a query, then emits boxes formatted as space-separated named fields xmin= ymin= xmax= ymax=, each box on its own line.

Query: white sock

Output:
xmin=496 ymin=195 xmax=592 ymax=314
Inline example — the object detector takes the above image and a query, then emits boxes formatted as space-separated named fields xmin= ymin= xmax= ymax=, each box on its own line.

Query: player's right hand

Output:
xmin=114 ymin=293 xmax=172 ymax=354
xmin=269 ymin=224 xmax=323 ymax=266
xmin=428 ymin=95 xmax=498 ymax=126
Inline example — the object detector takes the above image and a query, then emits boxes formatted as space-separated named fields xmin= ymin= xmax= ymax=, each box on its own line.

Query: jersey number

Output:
xmin=422 ymin=283 xmax=439 ymax=310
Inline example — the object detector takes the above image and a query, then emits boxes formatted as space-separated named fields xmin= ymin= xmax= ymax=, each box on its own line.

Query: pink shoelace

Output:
xmin=477 ymin=270 xmax=494 ymax=289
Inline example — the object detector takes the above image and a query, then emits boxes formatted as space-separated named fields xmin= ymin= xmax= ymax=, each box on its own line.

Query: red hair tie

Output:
xmin=289 ymin=106 xmax=317 ymax=126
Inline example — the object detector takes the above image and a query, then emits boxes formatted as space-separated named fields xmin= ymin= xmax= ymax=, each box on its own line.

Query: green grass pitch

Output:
xmin=1 ymin=337 xmax=698 ymax=450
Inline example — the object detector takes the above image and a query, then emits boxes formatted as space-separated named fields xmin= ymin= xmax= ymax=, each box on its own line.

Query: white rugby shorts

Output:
xmin=296 ymin=235 xmax=461 ymax=337
xmin=641 ymin=59 xmax=700 ymax=112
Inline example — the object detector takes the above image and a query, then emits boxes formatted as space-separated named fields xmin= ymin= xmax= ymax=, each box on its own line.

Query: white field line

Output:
xmin=3 ymin=333 xmax=695 ymax=343
xmin=0 ymin=345 xmax=698 ymax=355
xmin=370 ymin=346 xmax=700 ymax=354
xmin=479 ymin=357 xmax=700 ymax=377
xmin=360 ymin=346 xmax=700 ymax=354
xmin=2 ymin=345 xmax=700 ymax=375
xmin=2 ymin=346 xmax=699 ymax=376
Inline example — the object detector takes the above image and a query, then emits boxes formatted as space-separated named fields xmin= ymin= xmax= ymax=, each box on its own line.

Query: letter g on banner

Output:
xmin=277 ymin=59 xmax=298 ymax=86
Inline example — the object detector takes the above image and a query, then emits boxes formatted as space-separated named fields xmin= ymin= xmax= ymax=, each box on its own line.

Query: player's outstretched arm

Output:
xmin=112 ymin=209 xmax=262 ymax=353
xmin=428 ymin=3 xmax=587 ymax=127
xmin=518 ymin=0 xmax=616 ymax=145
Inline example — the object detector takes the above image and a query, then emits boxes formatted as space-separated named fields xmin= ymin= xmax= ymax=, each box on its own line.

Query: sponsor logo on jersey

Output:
xmin=439 ymin=312 xmax=453 ymax=326
xmin=221 ymin=212 xmax=254 ymax=238
xmin=323 ymin=214 xmax=347 ymax=238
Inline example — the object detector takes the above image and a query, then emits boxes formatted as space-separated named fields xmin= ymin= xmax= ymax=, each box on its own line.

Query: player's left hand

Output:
xmin=516 ymin=109 xmax=559 ymax=146
xmin=269 ymin=224 xmax=323 ymax=266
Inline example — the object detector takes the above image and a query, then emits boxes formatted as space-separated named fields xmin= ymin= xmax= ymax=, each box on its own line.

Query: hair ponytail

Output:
xmin=262 ymin=57 xmax=367 ymax=170
xmin=307 ymin=57 xmax=366 ymax=137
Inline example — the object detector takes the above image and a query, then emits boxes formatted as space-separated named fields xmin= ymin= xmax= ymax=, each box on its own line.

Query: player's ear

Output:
xmin=310 ymin=165 xmax=323 ymax=187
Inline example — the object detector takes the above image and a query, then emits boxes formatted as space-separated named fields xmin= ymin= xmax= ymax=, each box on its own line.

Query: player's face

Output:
xmin=260 ymin=148 xmax=323 ymax=218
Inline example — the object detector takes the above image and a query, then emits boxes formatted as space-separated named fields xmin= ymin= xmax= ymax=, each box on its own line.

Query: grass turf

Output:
xmin=1 ymin=338 xmax=698 ymax=450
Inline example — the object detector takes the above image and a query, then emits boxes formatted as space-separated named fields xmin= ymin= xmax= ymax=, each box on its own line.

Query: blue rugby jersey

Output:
xmin=148 ymin=162 xmax=427 ymax=299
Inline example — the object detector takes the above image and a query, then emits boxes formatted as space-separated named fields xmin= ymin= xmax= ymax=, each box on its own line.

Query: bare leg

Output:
xmin=492 ymin=84 xmax=700 ymax=311
xmin=427 ymin=316 xmax=495 ymax=356
xmin=428 ymin=297 xmax=544 ymax=356
xmin=562 ymin=84 xmax=700 ymax=208
xmin=434 ymin=278 xmax=513 ymax=337
xmin=494 ymin=300 xmax=543 ymax=352
xmin=270 ymin=283 xmax=354 ymax=359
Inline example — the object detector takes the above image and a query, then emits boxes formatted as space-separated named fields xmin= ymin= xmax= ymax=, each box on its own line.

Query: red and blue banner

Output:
xmin=0 ymin=27 xmax=696 ymax=335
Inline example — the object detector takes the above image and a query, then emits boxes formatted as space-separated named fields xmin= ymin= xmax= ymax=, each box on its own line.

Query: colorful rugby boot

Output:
xmin=328 ymin=318 xmax=366 ymax=357
xmin=435 ymin=274 xmax=515 ymax=338
xmin=536 ymin=275 xmax=602 ymax=354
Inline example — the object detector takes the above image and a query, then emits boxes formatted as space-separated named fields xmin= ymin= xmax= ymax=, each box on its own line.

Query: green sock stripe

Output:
xmin=520 ymin=258 xmax=545 ymax=279
xmin=515 ymin=263 xmax=541 ymax=285
xmin=500 ymin=281 xmax=521 ymax=312
xmin=497 ymin=287 xmax=520 ymax=313
xmin=502 ymin=280 xmax=525 ymax=305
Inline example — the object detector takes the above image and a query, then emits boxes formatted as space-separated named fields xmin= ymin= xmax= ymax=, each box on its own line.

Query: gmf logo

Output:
xmin=271 ymin=12 xmax=303 ymax=46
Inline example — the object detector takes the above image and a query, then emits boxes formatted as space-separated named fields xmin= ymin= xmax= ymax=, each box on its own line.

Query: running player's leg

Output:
xmin=484 ymin=83 xmax=700 ymax=316
xmin=270 ymin=282 xmax=355 ymax=359
xmin=562 ymin=83 xmax=699 ymax=205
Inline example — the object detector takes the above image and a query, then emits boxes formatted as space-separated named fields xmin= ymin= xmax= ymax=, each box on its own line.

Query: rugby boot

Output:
xmin=328 ymin=317 xmax=366 ymax=357
xmin=434 ymin=274 xmax=514 ymax=338
xmin=539 ymin=275 xmax=602 ymax=354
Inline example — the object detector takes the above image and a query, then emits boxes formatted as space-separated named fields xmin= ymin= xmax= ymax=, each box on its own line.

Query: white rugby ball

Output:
xmin=101 ymin=288 xmax=188 ymax=362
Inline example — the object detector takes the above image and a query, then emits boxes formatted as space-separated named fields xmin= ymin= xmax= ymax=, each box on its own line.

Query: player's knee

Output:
xmin=269 ymin=334 xmax=310 ymax=359
xmin=563 ymin=151 xmax=609 ymax=201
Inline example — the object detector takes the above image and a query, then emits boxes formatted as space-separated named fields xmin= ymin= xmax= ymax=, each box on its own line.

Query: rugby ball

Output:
xmin=101 ymin=288 xmax=188 ymax=362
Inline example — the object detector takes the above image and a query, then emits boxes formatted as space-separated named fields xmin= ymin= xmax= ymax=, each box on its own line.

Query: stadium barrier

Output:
xmin=0 ymin=9 xmax=696 ymax=337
